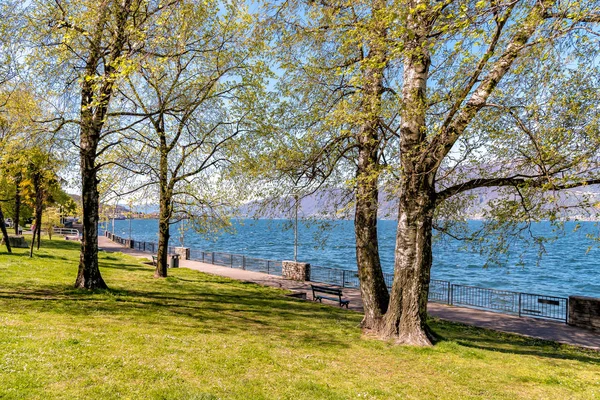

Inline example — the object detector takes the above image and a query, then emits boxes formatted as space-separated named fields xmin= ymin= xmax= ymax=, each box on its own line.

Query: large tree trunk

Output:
xmin=155 ymin=143 xmax=171 ymax=278
xmin=35 ymin=179 xmax=43 ymax=250
xmin=354 ymin=0 xmax=389 ymax=330
xmin=28 ymin=173 xmax=44 ymax=257
xmin=29 ymin=224 xmax=36 ymax=258
xmin=382 ymin=184 xmax=435 ymax=346
xmin=75 ymin=123 xmax=107 ymax=289
xmin=355 ymin=128 xmax=389 ymax=329
xmin=378 ymin=5 xmax=434 ymax=345
xmin=355 ymin=154 xmax=389 ymax=329
xmin=73 ymin=0 xmax=134 ymax=289
xmin=0 ymin=205 xmax=12 ymax=253
xmin=14 ymin=174 xmax=21 ymax=236
xmin=155 ymin=196 xmax=171 ymax=278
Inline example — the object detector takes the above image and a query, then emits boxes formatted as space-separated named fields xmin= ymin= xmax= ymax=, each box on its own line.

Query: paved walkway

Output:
xmin=98 ymin=236 xmax=600 ymax=350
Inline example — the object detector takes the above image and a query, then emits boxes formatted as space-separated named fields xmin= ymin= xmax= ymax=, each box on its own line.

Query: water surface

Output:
xmin=103 ymin=218 xmax=600 ymax=298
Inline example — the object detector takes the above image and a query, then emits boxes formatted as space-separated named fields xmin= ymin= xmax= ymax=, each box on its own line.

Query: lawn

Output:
xmin=0 ymin=238 xmax=599 ymax=399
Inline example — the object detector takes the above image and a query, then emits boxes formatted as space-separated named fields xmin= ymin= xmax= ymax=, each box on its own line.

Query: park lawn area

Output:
xmin=0 ymin=239 xmax=599 ymax=400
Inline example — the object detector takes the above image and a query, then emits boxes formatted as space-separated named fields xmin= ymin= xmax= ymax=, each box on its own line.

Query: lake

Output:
xmin=102 ymin=218 xmax=600 ymax=298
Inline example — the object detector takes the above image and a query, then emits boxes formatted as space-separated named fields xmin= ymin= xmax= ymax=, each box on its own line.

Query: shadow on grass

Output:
xmin=431 ymin=319 xmax=600 ymax=364
xmin=0 ymin=280 xmax=354 ymax=350
xmin=0 ymin=251 xmax=67 ymax=259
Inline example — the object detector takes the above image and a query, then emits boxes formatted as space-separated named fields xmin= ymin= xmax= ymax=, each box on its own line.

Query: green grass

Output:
xmin=0 ymin=239 xmax=599 ymax=399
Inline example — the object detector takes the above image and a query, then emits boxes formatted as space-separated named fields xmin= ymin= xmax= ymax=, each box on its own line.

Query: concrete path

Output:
xmin=98 ymin=236 xmax=600 ymax=351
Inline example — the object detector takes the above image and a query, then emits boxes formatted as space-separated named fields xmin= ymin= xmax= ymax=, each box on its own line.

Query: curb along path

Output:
xmin=98 ymin=236 xmax=600 ymax=351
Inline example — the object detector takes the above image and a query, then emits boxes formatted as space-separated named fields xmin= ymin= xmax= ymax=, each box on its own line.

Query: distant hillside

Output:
xmin=239 ymin=185 xmax=600 ymax=221
xmin=68 ymin=194 xmax=131 ymax=214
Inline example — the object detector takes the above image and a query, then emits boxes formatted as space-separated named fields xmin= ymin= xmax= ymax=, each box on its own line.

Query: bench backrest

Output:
xmin=311 ymin=285 xmax=343 ymax=296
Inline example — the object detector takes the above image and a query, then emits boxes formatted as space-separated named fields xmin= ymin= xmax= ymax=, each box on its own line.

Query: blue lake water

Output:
xmin=103 ymin=219 xmax=600 ymax=298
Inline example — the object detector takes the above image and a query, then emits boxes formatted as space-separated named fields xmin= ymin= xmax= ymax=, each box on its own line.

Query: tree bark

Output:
xmin=75 ymin=131 xmax=107 ymax=289
xmin=0 ymin=205 xmax=12 ymax=253
xmin=353 ymin=0 xmax=390 ymax=331
xmin=155 ymin=142 xmax=171 ymax=278
xmin=73 ymin=0 xmax=134 ymax=289
xmin=35 ymin=177 xmax=43 ymax=250
xmin=375 ymin=3 xmax=435 ymax=345
xmin=29 ymin=223 xmax=36 ymax=258
xmin=355 ymin=143 xmax=389 ymax=329
xmin=14 ymin=174 xmax=21 ymax=236
xmin=382 ymin=185 xmax=435 ymax=345
xmin=28 ymin=172 xmax=44 ymax=257
xmin=155 ymin=194 xmax=171 ymax=278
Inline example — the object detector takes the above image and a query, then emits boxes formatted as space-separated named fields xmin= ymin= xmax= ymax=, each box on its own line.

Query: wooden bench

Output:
xmin=311 ymin=285 xmax=349 ymax=308
xmin=151 ymin=255 xmax=157 ymax=266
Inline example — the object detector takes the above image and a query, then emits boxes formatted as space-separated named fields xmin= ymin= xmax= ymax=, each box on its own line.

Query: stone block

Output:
xmin=282 ymin=261 xmax=310 ymax=281
xmin=569 ymin=296 xmax=600 ymax=332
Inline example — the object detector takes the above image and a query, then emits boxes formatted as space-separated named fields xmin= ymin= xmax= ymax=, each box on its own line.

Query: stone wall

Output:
xmin=568 ymin=296 xmax=600 ymax=331
xmin=174 ymin=247 xmax=190 ymax=260
xmin=282 ymin=261 xmax=310 ymax=281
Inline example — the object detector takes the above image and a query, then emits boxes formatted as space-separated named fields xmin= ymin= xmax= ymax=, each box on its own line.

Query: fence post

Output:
xmin=518 ymin=293 xmax=522 ymax=317
xmin=211 ymin=252 xmax=215 ymax=264
xmin=449 ymin=284 xmax=454 ymax=305
xmin=342 ymin=270 xmax=345 ymax=288
xmin=242 ymin=256 xmax=246 ymax=270
xmin=267 ymin=260 xmax=270 ymax=274
xmin=230 ymin=254 xmax=233 ymax=268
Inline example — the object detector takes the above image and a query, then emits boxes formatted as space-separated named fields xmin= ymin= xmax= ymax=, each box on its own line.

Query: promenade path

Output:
xmin=98 ymin=236 xmax=600 ymax=351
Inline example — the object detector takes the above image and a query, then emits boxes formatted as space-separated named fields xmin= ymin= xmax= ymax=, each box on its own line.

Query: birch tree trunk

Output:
xmin=378 ymin=5 xmax=434 ymax=344
xmin=383 ymin=185 xmax=435 ymax=345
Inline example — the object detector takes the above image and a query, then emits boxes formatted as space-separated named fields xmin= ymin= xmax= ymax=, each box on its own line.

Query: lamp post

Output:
xmin=294 ymin=193 xmax=299 ymax=262
xmin=128 ymin=200 xmax=133 ymax=241
xmin=112 ymin=199 xmax=118 ymax=234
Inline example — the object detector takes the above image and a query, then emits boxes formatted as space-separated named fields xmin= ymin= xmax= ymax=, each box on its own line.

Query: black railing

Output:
xmin=103 ymin=230 xmax=569 ymax=323
xmin=188 ymin=249 xmax=283 ymax=276
xmin=426 ymin=280 xmax=568 ymax=322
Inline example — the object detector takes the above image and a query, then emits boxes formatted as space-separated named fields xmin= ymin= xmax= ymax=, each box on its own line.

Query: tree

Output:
xmin=0 ymin=86 xmax=43 ymax=251
xmin=29 ymin=0 xmax=178 ymax=288
xmin=270 ymin=0 xmax=600 ymax=345
xmin=110 ymin=0 xmax=269 ymax=277
xmin=20 ymin=147 xmax=64 ymax=256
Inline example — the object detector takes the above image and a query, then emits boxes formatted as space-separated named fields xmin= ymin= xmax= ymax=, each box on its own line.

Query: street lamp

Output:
xmin=293 ymin=193 xmax=299 ymax=262
xmin=128 ymin=200 xmax=133 ymax=241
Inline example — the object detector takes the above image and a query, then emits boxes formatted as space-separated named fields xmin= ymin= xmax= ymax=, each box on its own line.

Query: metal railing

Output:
xmin=54 ymin=227 xmax=80 ymax=237
xmin=427 ymin=280 xmax=568 ymax=322
xmin=188 ymin=249 xmax=282 ymax=275
xmin=103 ymin=230 xmax=569 ymax=323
